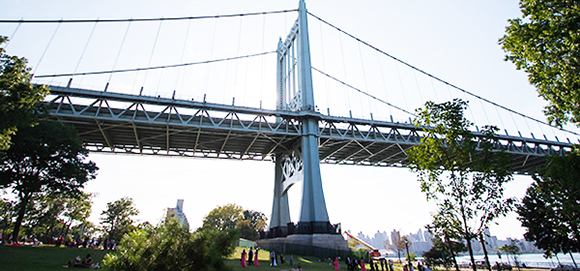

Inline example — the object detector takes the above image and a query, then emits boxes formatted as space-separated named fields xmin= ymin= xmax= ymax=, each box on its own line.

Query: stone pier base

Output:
xmin=257 ymin=234 xmax=350 ymax=258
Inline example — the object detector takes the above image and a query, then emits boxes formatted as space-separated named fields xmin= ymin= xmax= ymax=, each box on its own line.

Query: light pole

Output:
xmin=404 ymin=238 xmax=411 ymax=269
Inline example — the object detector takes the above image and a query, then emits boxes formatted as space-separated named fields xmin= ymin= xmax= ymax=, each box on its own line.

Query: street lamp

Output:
xmin=404 ymin=238 xmax=411 ymax=269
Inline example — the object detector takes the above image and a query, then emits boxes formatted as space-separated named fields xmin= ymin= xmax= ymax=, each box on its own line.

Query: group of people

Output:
xmin=240 ymin=248 xmax=299 ymax=269
xmin=403 ymin=261 xmax=430 ymax=271
xmin=67 ymin=254 xmax=99 ymax=269
xmin=55 ymin=236 xmax=117 ymax=250
xmin=344 ymin=257 xmax=396 ymax=271
xmin=240 ymin=247 xmax=260 ymax=267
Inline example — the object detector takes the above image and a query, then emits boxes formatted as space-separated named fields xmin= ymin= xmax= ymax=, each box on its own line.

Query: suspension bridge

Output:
xmin=1 ymin=0 xmax=577 ymax=251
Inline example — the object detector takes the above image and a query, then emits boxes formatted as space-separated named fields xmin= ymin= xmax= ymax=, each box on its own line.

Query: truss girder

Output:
xmin=44 ymin=86 xmax=574 ymax=174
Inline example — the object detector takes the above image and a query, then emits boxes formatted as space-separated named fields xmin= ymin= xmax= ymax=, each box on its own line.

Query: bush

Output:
xmin=103 ymin=219 xmax=239 ymax=271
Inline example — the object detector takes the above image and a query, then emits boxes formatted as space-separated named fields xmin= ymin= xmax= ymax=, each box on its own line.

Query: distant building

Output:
xmin=166 ymin=199 xmax=189 ymax=229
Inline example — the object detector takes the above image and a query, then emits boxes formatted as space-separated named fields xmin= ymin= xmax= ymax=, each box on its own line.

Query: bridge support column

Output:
xmin=268 ymin=153 xmax=291 ymax=237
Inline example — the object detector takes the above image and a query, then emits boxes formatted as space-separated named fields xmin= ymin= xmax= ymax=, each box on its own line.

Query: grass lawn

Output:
xmin=0 ymin=245 xmax=343 ymax=271
xmin=0 ymin=245 xmax=110 ymax=271
xmin=227 ymin=247 xmax=339 ymax=271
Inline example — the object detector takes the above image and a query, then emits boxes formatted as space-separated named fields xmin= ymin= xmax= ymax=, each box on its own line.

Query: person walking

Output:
xmin=334 ymin=256 xmax=341 ymax=270
xmin=241 ymin=249 xmax=247 ymax=267
xmin=254 ymin=249 xmax=260 ymax=266
xmin=248 ymin=248 xmax=254 ymax=266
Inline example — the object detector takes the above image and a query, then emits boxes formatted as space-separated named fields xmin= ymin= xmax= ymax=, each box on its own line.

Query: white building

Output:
xmin=166 ymin=199 xmax=190 ymax=229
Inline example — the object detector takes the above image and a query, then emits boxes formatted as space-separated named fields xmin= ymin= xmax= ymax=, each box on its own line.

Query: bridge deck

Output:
xmin=45 ymin=86 xmax=573 ymax=175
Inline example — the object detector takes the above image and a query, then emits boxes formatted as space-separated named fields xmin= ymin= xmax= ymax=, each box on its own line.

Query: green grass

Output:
xmin=0 ymin=245 xmax=343 ymax=271
xmin=0 ymin=245 xmax=110 ymax=271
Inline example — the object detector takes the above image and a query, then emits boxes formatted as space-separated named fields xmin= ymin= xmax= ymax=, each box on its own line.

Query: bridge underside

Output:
xmin=44 ymin=87 xmax=569 ymax=175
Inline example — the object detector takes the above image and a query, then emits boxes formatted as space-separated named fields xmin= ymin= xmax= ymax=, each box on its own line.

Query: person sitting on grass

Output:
xmin=68 ymin=254 xmax=99 ymax=269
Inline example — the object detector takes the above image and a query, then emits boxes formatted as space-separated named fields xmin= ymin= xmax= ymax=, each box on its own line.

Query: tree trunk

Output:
xmin=480 ymin=233 xmax=492 ymax=271
xmin=465 ymin=235 xmax=477 ymax=271
xmin=569 ymin=251 xmax=577 ymax=269
xmin=459 ymin=193 xmax=477 ymax=271
xmin=12 ymin=193 xmax=31 ymax=243
xmin=445 ymin=232 xmax=460 ymax=271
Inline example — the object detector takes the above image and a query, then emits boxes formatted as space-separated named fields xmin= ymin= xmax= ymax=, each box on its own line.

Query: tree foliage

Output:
xmin=100 ymin=197 xmax=139 ymax=241
xmin=0 ymin=36 xmax=50 ymax=151
xmin=518 ymin=149 xmax=580 ymax=255
xmin=202 ymin=204 xmax=266 ymax=240
xmin=423 ymin=237 xmax=467 ymax=269
xmin=0 ymin=120 xmax=98 ymax=242
xmin=500 ymin=0 xmax=580 ymax=127
xmin=202 ymin=203 xmax=243 ymax=231
xmin=22 ymin=192 xmax=92 ymax=242
xmin=237 ymin=210 xmax=267 ymax=240
xmin=103 ymin=219 xmax=238 ymax=271
xmin=407 ymin=99 xmax=515 ymax=271
xmin=387 ymin=231 xmax=407 ymax=261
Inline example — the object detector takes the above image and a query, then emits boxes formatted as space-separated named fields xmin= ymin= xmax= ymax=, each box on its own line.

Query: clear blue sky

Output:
xmin=1 ymin=0 xmax=578 ymax=241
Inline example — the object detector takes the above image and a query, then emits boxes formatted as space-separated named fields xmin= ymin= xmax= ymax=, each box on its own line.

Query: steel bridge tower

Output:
xmin=265 ymin=0 xmax=348 ymax=251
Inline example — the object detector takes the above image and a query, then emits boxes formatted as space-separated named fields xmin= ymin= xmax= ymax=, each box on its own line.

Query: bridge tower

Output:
xmin=264 ymin=0 xmax=348 ymax=252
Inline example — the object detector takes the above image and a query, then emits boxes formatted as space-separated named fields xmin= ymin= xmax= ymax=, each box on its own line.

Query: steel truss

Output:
xmin=45 ymin=85 xmax=573 ymax=175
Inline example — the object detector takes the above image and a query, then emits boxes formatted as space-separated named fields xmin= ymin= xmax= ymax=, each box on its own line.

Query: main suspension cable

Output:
xmin=0 ymin=10 xmax=298 ymax=24
xmin=34 ymin=51 xmax=276 ymax=78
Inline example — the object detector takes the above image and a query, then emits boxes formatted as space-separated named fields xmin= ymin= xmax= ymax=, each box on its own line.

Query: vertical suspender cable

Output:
xmin=494 ymin=106 xmax=506 ymax=134
xmin=232 ymin=16 xmax=243 ymax=102
xmin=73 ymin=20 xmax=98 ymax=88
xmin=141 ymin=19 xmax=163 ymax=95
xmin=4 ymin=19 xmax=22 ymax=49
xmin=358 ymin=43 xmax=371 ymax=117
xmin=204 ymin=18 xmax=219 ymax=100
xmin=459 ymin=85 xmax=477 ymax=125
xmin=376 ymin=51 xmax=392 ymax=117
xmin=394 ymin=61 xmax=410 ymax=118
xmin=412 ymin=70 xmax=424 ymax=106
xmin=32 ymin=20 xmax=61 ymax=78
xmin=176 ymin=18 xmax=192 ymax=96
xmin=259 ymin=13 xmax=266 ymax=106
xmin=338 ymin=30 xmax=350 ymax=114
xmin=317 ymin=16 xmax=331 ymax=115
xmin=107 ymin=20 xmax=132 ymax=91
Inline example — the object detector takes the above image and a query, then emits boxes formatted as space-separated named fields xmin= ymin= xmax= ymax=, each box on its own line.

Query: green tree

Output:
xmin=407 ymin=99 xmax=515 ymax=271
xmin=59 ymin=192 xmax=92 ymax=239
xmin=103 ymin=218 xmax=238 ymax=271
xmin=500 ymin=0 xmax=580 ymax=127
xmin=518 ymin=149 xmax=580 ymax=257
xmin=202 ymin=203 xmax=243 ymax=231
xmin=0 ymin=197 xmax=16 ymax=244
xmin=0 ymin=120 xmax=98 ymax=242
xmin=0 ymin=36 xmax=50 ymax=151
xmin=498 ymin=240 xmax=522 ymax=267
xmin=237 ymin=210 xmax=267 ymax=240
xmin=427 ymin=213 xmax=467 ymax=271
xmin=100 ymin=197 xmax=139 ymax=241
xmin=423 ymin=237 xmax=467 ymax=270
xmin=387 ymin=230 xmax=407 ymax=262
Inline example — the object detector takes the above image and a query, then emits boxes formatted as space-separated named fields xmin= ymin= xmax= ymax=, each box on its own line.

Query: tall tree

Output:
xmin=0 ymin=120 xmax=98 ymax=242
xmin=202 ymin=203 xmax=243 ymax=231
xmin=518 ymin=149 xmax=580 ymax=259
xmin=100 ymin=197 xmax=139 ymax=241
xmin=500 ymin=0 xmax=580 ymax=127
xmin=0 ymin=36 xmax=50 ymax=151
xmin=407 ymin=99 xmax=515 ymax=271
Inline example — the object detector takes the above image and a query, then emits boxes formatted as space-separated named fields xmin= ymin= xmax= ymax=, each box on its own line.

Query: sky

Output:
xmin=1 ymin=0 xmax=579 ymax=241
